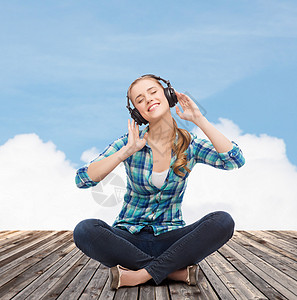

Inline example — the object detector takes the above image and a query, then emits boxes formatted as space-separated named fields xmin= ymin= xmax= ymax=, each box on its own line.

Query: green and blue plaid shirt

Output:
xmin=75 ymin=125 xmax=245 ymax=236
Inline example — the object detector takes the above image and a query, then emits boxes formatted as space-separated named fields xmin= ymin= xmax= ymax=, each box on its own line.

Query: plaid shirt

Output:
xmin=75 ymin=125 xmax=245 ymax=236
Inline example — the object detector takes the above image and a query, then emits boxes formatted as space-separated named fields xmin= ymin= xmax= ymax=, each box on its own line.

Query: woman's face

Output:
xmin=130 ymin=79 xmax=170 ymax=122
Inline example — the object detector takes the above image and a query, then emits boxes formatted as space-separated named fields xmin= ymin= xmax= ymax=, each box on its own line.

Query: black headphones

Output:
xmin=126 ymin=74 xmax=178 ymax=125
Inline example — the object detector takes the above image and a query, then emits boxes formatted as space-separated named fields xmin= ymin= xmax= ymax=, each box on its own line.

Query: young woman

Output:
xmin=73 ymin=74 xmax=245 ymax=290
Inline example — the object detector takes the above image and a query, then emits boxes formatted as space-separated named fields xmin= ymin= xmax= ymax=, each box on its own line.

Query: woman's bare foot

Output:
xmin=118 ymin=267 xmax=152 ymax=288
xmin=167 ymin=268 xmax=188 ymax=283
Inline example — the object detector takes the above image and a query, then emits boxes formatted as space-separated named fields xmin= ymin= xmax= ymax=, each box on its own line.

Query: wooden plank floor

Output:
xmin=0 ymin=230 xmax=296 ymax=299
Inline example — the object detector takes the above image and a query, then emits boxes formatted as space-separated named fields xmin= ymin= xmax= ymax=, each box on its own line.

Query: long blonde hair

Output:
xmin=127 ymin=75 xmax=192 ymax=177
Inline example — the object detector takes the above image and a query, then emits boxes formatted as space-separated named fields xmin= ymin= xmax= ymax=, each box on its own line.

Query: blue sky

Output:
xmin=1 ymin=0 xmax=296 ymax=168
xmin=1 ymin=1 xmax=297 ymax=230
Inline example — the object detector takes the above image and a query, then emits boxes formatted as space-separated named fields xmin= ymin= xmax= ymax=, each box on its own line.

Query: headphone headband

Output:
xmin=140 ymin=74 xmax=171 ymax=87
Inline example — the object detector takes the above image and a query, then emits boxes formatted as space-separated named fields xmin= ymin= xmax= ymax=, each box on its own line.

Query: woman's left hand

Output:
xmin=175 ymin=91 xmax=204 ymax=123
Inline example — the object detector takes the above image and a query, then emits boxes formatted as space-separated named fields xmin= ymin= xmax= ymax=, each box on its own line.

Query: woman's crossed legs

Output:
xmin=73 ymin=211 xmax=235 ymax=286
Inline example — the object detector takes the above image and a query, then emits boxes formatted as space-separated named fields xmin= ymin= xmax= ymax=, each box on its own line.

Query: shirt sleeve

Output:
xmin=191 ymin=133 xmax=245 ymax=170
xmin=75 ymin=133 xmax=128 ymax=189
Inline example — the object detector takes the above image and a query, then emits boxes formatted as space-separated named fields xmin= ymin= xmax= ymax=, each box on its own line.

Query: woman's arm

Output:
xmin=87 ymin=119 xmax=149 ymax=182
xmin=76 ymin=119 xmax=148 ymax=188
xmin=75 ymin=135 xmax=130 ymax=188
xmin=175 ymin=91 xmax=245 ymax=170
xmin=175 ymin=91 xmax=234 ymax=153
xmin=87 ymin=145 xmax=131 ymax=182
xmin=193 ymin=116 xmax=233 ymax=153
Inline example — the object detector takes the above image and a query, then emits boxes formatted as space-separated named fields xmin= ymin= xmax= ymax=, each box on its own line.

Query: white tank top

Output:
xmin=151 ymin=168 xmax=169 ymax=189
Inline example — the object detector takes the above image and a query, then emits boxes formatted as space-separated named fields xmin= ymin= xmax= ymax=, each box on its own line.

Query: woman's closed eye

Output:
xmin=138 ymin=91 xmax=157 ymax=103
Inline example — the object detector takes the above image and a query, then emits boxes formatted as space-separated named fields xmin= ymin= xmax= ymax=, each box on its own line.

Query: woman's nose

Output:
xmin=146 ymin=98 xmax=153 ymax=104
xmin=146 ymin=94 xmax=154 ymax=103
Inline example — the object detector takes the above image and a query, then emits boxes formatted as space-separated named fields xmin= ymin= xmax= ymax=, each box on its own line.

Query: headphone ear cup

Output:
xmin=131 ymin=108 xmax=148 ymax=125
xmin=164 ymin=87 xmax=178 ymax=107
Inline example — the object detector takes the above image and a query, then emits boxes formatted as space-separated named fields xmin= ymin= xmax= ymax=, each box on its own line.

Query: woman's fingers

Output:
xmin=132 ymin=119 xmax=136 ymax=136
xmin=176 ymin=91 xmax=185 ymax=106
xmin=128 ymin=119 xmax=142 ymax=142
xmin=128 ymin=119 xmax=135 ymax=130
xmin=180 ymin=94 xmax=187 ymax=106
xmin=132 ymin=119 xmax=137 ymax=131
xmin=135 ymin=121 xmax=139 ymax=135
xmin=128 ymin=119 xmax=136 ymax=137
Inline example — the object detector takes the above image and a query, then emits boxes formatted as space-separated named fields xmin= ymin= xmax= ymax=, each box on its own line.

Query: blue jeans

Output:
xmin=73 ymin=210 xmax=234 ymax=285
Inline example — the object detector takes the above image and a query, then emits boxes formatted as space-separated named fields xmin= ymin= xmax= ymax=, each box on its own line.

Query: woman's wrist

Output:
xmin=193 ymin=115 xmax=208 ymax=129
xmin=119 ymin=145 xmax=134 ymax=161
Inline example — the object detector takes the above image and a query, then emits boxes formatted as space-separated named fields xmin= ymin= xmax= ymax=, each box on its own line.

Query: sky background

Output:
xmin=1 ymin=1 xmax=296 ymax=230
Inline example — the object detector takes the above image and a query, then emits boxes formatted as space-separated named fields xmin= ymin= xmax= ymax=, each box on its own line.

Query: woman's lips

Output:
xmin=148 ymin=103 xmax=160 ymax=112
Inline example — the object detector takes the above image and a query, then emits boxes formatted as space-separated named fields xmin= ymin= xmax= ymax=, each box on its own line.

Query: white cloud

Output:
xmin=80 ymin=146 xmax=99 ymax=163
xmin=183 ymin=118 xmax=297 ymax=229
xmin=0 ymin=134 xmax=123 ymax=230
xmin=0 ymin=120 xmax=296 ymax=230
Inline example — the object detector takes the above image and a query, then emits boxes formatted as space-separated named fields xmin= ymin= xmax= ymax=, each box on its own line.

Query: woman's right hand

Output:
xmin=124 ymin=119 xmax=148 ymax=156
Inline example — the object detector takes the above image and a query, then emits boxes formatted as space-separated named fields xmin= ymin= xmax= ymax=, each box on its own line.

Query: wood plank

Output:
xmin=227 ymin=238 xmax=297 ymax=299
xmin=199 ymin=259 xmax=234 ymax=299
xmin=191 ymin=264 xmax=220 ymax=300
xmin=0 ymin=234 xmax=73 ymax=299
xmin=0 ymin=231 xmax=70 ymax=276
xmin=234 ymin=231 xmax=297 ymax=273
xmin=0 ymin=231 xmax=35 ymax=252
xmin=168 ymin=281 xmax=202 ymax=300
xmin=0 ymin=230 xmax=10 ymax=234
xmin=233 ymin=231 xmax=297 ymax=279
xmin=239 ymin=231 xmax=297 ymax=262
xmin=155 ymin=285 xmax=171 ymax=300
xmin=79 ymin=264 xmax=109 ymax=300
xmin=26 ymin=249 xmax=84 ymax=300
xmin=0 ymin=231 xmax=33 ymax=247
xmin=0 ymin=231 xmax=61 ymax=267
xmin=11 ymin=246 xmax=79 ymax=300
xmin=57 ymin=257 xmax=100 ymax=299
xmin=113 ymin=286 xmax=139 ymax=300
xmin=0 ymin=230 xmax=19 ymax=240
xmin=205 ymin=250 xmax=267 ymax=299
xmin=39 ymin=254 xmax=90 ymax=299
xmin=248 ymin=230 xmax=296 ymax=257
xmin=218 ymin=243 xmax=286 ymax=299
xmin=97 ymin=271 xmax=117 ymax=300
xmin=280 ymin=230 xmax=297 ymax=240
xmin=266 ymin=230 xmax=297 ymax=246
xmin=0 ymin=232 xmax=72 ymax=285
xmin=282 ymin=230 xmax=297 ymax=238
xmin=0 ymin=230 xmax=296 ymax=299
xmin=139 ymin=283 xmax=156 ymax=300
